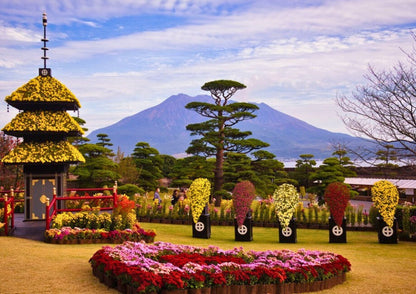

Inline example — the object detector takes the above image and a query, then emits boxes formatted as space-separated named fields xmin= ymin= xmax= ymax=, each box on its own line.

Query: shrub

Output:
xmin=117 ymin=184 xmax=144 ymax=198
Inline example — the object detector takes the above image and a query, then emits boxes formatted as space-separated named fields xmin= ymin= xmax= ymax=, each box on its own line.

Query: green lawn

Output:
xmin=1 ymin=224 xmax=415 ymax=293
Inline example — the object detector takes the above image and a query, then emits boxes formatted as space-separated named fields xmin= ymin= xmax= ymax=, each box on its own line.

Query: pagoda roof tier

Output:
xmin=5 ymin=76 xmax=81 ymax=110
xmin=1 ymin=140 xmax=85 ymax=164
xmin=2 ymin=110 xmax=84 ymax=136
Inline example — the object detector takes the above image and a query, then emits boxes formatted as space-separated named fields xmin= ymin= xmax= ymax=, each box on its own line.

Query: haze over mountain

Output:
xmin=87 ymin=94 xmax=368 ymax=160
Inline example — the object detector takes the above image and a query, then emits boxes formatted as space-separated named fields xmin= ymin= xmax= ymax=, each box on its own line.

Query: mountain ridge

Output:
xmin=87 ymin=93 xmax=367 ymax=160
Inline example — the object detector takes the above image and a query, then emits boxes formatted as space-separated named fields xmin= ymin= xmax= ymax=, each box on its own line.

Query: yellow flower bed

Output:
xmin=1 ymin=140 xmax=85 ymax=164
xmin=189 ymin=178 xmax=211 ymax=224
xmin=371 ymin=180 xmax=399 ymax=228
xmin=2 ymin=110 xmax=84 ymax=134
xmin=5 ymin=76 xmax=81 ymax=107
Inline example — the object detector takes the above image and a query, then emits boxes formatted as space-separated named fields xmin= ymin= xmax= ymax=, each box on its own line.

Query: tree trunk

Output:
xmin=214 ymin=146 xmax=224 ymax=207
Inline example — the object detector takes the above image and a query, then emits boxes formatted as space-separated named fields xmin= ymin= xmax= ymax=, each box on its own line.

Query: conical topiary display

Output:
xmin=0 ymin=13 xmax=85 ymax=220
xmin=1 ymin=76 xmax=85 ymax=165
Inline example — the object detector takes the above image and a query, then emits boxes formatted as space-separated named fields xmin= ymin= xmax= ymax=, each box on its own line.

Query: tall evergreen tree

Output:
xmin=170 ymin=156 xmax=214 ymax=188
xmin=72 ymin=143 xmax=120 ymax=188
xmin=292 ymin=154 xmax=316 ymax=189
xmin=251 ymin=150 xmax=294 ymax=197
xmin=131 ymin=142 xmax=163 ymax=191
xmin=186 ymin=80 xmax=269 ymax=205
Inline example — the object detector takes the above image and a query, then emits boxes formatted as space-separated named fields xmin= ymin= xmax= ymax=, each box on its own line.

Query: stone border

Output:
xmin=92 ymin=268 xmax=347 ymax=294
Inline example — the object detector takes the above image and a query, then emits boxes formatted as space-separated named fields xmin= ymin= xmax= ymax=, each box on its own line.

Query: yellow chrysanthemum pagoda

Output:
xmin=1 ymin=13 xmax=85 ymax=220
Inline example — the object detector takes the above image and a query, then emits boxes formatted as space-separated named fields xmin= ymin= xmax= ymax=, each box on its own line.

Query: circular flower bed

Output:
xmin=90 ymin=241 xmax=351 ymax=293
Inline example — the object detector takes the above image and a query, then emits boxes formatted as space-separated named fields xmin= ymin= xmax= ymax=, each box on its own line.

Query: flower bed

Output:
xmin=45 ymin=224 xmax=156 ymax=244
xmin=90 ymin=241 xmax=351 ymax=293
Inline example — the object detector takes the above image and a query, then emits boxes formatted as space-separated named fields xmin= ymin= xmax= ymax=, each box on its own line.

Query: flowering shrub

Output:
xmin=188 ymin=178 xmax=211 ymax=224
xmin=45 ymin=223 xmax=156 ymax=243
xmin=2 ymin=111 xmax=84 ymax=134
xmin=90 ymin=241 xmax=351 ymax=292
xmin=371 ymin=180 xmax=399 ymax=227
xmin=232 ymin=181 xmax=256 ymax=226
xmin=324 ymin=182 xmax=350 ymax=227
xmin=5 ymin=76 xmax=81 ymax=107
xmin=51 ymin=209 xmax=138 ymax=231
xmin=273 ymin=184 xmax=299 ymax=228
xmin=1 ymin=140 xmax=85 ymax=164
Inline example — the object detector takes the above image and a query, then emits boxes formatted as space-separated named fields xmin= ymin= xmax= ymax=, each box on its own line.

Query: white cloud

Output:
xmin=1 ymin=0 xmax=416 ymax=136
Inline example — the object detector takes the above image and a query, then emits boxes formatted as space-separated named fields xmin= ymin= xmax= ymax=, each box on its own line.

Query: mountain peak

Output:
xmin=88 ymin=94 xmax=365 ymax=159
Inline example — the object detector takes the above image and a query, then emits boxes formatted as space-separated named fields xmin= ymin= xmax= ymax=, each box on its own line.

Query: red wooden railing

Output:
xmin=45 ymin=185 xmax=118 ymax=230
xmin=0 ymin=190 xmax=15 ymax=236
xmin=0 ymin=189 xmax=25 ymax=236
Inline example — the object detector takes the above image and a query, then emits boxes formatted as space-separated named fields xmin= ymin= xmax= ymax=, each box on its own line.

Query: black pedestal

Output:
xmin=234 ymin=216 xmax=253 ymax=241
xmin=377 ymin=217 xmax=398 ymax=244
xmin=329 ymin=217 xmax=347 ymax=243
xmin=278 ymin=218 xmax=297 ymax=243
xmin=192 ymin=213 xmax=211 ymax=239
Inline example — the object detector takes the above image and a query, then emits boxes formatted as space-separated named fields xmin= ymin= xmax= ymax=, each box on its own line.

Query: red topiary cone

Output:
xmin=232 ymin=181 xmax=256 ymax=227
xmin=324 ymin=182 xmax=350 ymax=227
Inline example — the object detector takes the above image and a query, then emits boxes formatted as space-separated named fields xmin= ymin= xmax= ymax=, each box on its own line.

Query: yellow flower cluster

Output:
xmin=5 ymin=76 xmax=81 ymax=107
xmin=189 ymin=178 xmax=211 ymax=224
xmin=273 ymin=183 xmax=300 ymax=228
xmin=371 ymin=180 xmax=399 ymax=228
xmin=1 ymin=140 xmax=85 ymax=164
xmin=2 ymin=111 xmax=84 ymax=134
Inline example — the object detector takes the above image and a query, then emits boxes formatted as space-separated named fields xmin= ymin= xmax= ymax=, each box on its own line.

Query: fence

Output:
xmin=45 ymin=186 xmax=118 ymax=230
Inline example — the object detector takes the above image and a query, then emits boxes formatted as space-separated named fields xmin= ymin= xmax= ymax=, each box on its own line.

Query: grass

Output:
xmin=1 ymin=224 xmax=415 ymax=293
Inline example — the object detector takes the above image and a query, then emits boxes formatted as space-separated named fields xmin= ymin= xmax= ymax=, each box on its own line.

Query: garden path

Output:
xmin=11 ymin=213 xmax=45 ymax=241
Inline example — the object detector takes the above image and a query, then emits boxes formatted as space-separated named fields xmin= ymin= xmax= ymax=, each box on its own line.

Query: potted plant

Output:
xmin=371 ymin=180 xmax=399 ymax=243
xmin=189 ymin=178 xmax=211 ymax=239
xmin=273 ymin=184 xmax=299 ymax=243
xmin=232 ymin=181 xmax=256 ymax=241
xmin=324 ymin=182 xmax=350 ymax=243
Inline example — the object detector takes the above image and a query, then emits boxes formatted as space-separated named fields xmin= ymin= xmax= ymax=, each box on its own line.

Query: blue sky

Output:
xmin=1 ymin=0 xmax=416 ymax=137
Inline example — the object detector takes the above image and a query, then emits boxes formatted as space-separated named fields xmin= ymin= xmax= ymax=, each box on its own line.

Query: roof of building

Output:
xmin=344 ymin=177 xmax=416 ymax=189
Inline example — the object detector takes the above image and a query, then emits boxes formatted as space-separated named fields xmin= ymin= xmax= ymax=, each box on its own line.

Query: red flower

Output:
xmin=232 ymin=181 xmax=256 ymax=227
xmin=324 ymin=182 xmax=350 ymax=227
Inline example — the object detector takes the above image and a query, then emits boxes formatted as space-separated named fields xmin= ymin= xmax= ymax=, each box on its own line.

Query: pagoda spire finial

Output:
xmin=39 ymin=12 xmax=51 ymax=77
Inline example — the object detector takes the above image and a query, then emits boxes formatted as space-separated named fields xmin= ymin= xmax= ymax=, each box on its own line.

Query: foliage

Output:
xmin=68 ymin=116 xmax=90 ymax=146
xmin=5 ymin=75 xmax=81 ymax=107
xmin=71 ymin=143 xmax=119 ymax=187
xmin=188 ymin=178 xmax=211 ymax=223
xmin=291 ymin=154 xmax=316 ymax=188
xmin=117 ymin=184 xmax=144 ymax=198
xmin=273 ymin=184 xmax=300 ymax=228
xmin=309 ymin=157 xmax=347 ymax=198
xmin=132 ymin=142 xmax=163 ymax=191
xmin=371 ymin=180 xmax=399 ymax=227
xmin=324 ymin=182 xmax=350 ymax=227
xmin=186 ymin=80 xmax=269 ymax=205
xmin=96 ymin=133 xmax=113 ymax=148
xmin=116 ymin=156 xmax=140 ymax=185
xmin=251 ymin=150 xmax=293 ymax=196
xmin=1 ymin=140 xmax=85 ymax=164
xmin=0 ymin=133 xmax=23 ymax=189
xmin=223 ymin=153 xmax=256 ymax=192
xmin=170 ymin=156 xmax=214 ymax=187
xmin=232 ymin=181 xmax=256 ymax=226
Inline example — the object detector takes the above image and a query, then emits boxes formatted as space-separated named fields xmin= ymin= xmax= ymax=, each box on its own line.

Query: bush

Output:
xmin=117 ymin=184 xmax=144 ymax=198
